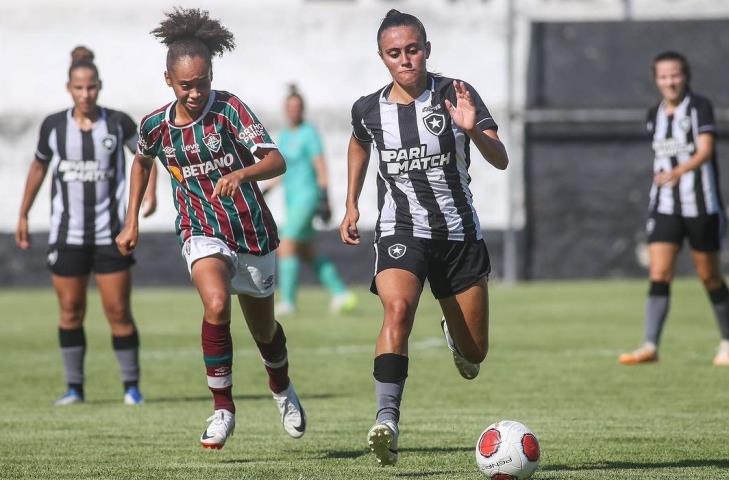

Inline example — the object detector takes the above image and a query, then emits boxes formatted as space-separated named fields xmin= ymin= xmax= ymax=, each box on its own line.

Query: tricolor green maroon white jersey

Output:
xmin=138 ymin=90 xmax=279 ymax=255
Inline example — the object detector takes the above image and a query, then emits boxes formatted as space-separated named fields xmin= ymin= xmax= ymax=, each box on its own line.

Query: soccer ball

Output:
xmin=475 ymin=420 xmax=541 ymax=479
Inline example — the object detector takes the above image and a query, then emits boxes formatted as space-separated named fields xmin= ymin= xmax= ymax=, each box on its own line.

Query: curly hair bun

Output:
xmin=71 ymin=46 xmax=95 ymax=64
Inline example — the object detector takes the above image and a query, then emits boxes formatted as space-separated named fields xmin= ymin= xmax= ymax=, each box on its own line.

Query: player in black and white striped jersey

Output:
xmin=619 ymin=51 xmax=729 ymax=367
xmin=16 ymin=46 xmax=158 ymax=405
xmin=339 ymin=10 xmax=509 ymax=466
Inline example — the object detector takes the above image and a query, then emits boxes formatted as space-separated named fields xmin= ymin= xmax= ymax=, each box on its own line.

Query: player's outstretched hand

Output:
xmin=213 ymin=171 xmax=243 ymax=198
xmin=15 ymin=217 xmax=31 ymax=250
xmin=444 ymin=80 xmax=476 ymax=132
xmin=116 ymin=224 xmax=139 ymax=256
xmin=340 ymin=207 xmax=360 ymax=245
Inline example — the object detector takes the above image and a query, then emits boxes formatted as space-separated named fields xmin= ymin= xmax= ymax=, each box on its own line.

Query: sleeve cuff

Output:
xmin=352 ymin=132 xmax=372 ymax=143
xmin=250 ymin=143 xmax=278 ymax=154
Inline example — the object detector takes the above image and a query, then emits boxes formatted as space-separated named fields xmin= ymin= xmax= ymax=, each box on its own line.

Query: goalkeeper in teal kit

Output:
xmin=271 ymin=85 xmax=356 ymax=316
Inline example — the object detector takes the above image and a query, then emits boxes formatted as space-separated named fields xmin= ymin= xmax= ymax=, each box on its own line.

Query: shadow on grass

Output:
xmin=86 ymin=392 xmax=338 ymax=405
xmin=393 ymin=471 xmax=466 ymax=478
xmin=544 ymin=459 xmax=729 ymax=471
xmin=323 ymin=446 xmax=473 ymax=460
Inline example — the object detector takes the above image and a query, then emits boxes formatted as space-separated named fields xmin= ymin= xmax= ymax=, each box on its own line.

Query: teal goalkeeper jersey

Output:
xmin=277 ymin=122 xmax=322 ymax=205
xmin=137 ymin=90 xmax=279 ymax=255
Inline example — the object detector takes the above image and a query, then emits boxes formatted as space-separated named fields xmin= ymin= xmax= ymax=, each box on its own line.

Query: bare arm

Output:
xmin=116 ymin=154 xmax=155 ymax=255
xmin=15 ymin=159 xmax=49 ymax=249
xmin=655 ymin=133 xmax=714 ymax=187
xmin=213 ymin=148 xmax=286 ymax=198
xmin=339 ymin=136 xmax=371 ymax=245
xmin=141 ymin=160 xmax=158 ymax=217
xmin=466 ymin=128 xmax=509 ymax=170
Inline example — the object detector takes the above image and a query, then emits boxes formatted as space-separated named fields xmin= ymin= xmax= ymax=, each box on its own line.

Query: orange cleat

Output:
xmin=618 ymin=344 xmax=658 ymax=365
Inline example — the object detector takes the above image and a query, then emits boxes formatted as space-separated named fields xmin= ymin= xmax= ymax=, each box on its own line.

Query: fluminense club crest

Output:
xmin=203 ymin=133 xmax=222 ymax=153
xmin=423 ymin=112 xmax=446 ymax=136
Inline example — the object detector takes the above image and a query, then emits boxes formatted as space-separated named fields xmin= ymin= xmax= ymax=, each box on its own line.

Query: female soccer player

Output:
xmin=270 ymin=85 xmax=356 ymax=316
xmin=116 ymin=8 xmax=306 ymax=449
xmin=339 ymin=10 xmax=509 ymax=465
xmin=619 ymin=52 xmax=729 ymax=366
xmin=16 ymin=46 xmax=157 ymax=406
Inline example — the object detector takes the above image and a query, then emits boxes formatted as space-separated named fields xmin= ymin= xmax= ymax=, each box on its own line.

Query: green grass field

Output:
xmin=1 ymin=279 xmax=728 ymax=479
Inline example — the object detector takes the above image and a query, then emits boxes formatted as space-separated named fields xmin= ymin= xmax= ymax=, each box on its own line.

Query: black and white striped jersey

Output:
xmin=647 ymin=93 xmax=723 ymax=217
xmin=351 ymin=74 xmax=497 ymax=241
xmin=35 ymin=107 xmax=137 ymax=246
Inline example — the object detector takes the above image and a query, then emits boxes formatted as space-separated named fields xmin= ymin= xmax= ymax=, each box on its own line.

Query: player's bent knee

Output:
xmin=103 ymin=303 xmax=132 ymax=324
xmin=383 ymin=298 xmax=413 ymax=322
xmin=203 ymin=295 xmax=230 ymax=324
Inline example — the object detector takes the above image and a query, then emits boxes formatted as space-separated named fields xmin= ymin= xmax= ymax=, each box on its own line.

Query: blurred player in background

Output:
xmin=268 ymin=85 xmax=356 ymax=316
xmin=340 ymin=10 xmax=509 ymax=465
xmin=619 ymin=51 xmax=729 ymax=366
xmin=116 ymin=8 xmax=306 ymax=449
xmin=16 ymin=46 xmax=157 ymax=406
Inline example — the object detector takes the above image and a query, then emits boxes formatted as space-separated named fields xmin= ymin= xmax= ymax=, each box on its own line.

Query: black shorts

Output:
xmin=47 ymin=244 xmax=135 ymax=277
xmin=370 ymin=235 xmax=491 ymax=299
xmin=647 ymin=213 xmax=725 ymax=252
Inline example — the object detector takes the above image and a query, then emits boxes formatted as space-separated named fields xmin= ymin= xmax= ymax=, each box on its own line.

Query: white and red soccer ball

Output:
xmin=475 ymin=420 xmax=541 ymax=479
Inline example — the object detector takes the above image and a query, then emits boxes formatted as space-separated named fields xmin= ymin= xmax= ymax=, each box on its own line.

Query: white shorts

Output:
xmin=181 ymin=236 xmax=276 ymax=298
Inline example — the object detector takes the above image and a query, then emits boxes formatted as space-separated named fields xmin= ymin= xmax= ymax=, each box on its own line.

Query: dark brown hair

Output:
xmin=286 ymin=83 xmax=305 ymax=111
xmin=151 ymin=7 xmax=235 ymax=70
xmin=377 ymin=9 xmax=427 ymax=50
xmin=68 ymin=45 xmax=98 ymax=80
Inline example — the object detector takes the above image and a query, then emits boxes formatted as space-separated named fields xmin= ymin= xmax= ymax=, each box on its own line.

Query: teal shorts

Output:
xmin=280 ymin=198 xmax=318 ymax=241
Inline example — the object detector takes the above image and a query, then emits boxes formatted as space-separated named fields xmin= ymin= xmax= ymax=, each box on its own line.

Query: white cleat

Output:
xmin=123 ymin=386 xmax=144 ymax=405
xmin=200 ymin=409 xmax=235 ymax=449
xmin=330 ymin=291 xmax=358 ymax=314
xmin=274 ymin=302 xmax=296 ymax=317
xmin=714 ymin=340 xmax=729 ymax=366
xmin=441 ymin=318 xmax=480 ymax=380
xmin=367 ymin=420 xmax=399 ymax=466
xmin=54 ymin=388 xmax=84 ymax=406
xmin=273 ymin=383 xmax=306 ymax=438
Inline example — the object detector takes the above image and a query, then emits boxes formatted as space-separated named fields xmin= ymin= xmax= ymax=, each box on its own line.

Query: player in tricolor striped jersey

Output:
xmin=339 ymin=10 xmax=509 ymax=465
xmin=116 ymin=8 xmax=306 ymax=449
xmin=16 ymin=46 xmax=157 ymax=407
xmin=619 ymin=52 xmax=729 ymax=366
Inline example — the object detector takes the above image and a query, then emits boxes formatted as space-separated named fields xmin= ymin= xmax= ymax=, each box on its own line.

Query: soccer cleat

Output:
xmin=441 ymin=319 xmax=480 ymax=380
xmin=54 ymin=388 xmax=84 ymax=406
xmin=713 ymin=340 xmax=729 ymax=366
xmin=274 ymin=302 xmax=296 ymax=317
xmin=272 ymin=383 xmax=306 ymax=438
xmin=367 ymin=420 xmax=399 ymax=466
xmin=618 ymin=343 xmax=659 ymax=365
xmin=123 ymin=386 xmax=144 ymax=405
xmin=200 ymin=409 xmax=235 ymax=449
xmin=330 ymin=292 xmax=358 ymax=314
